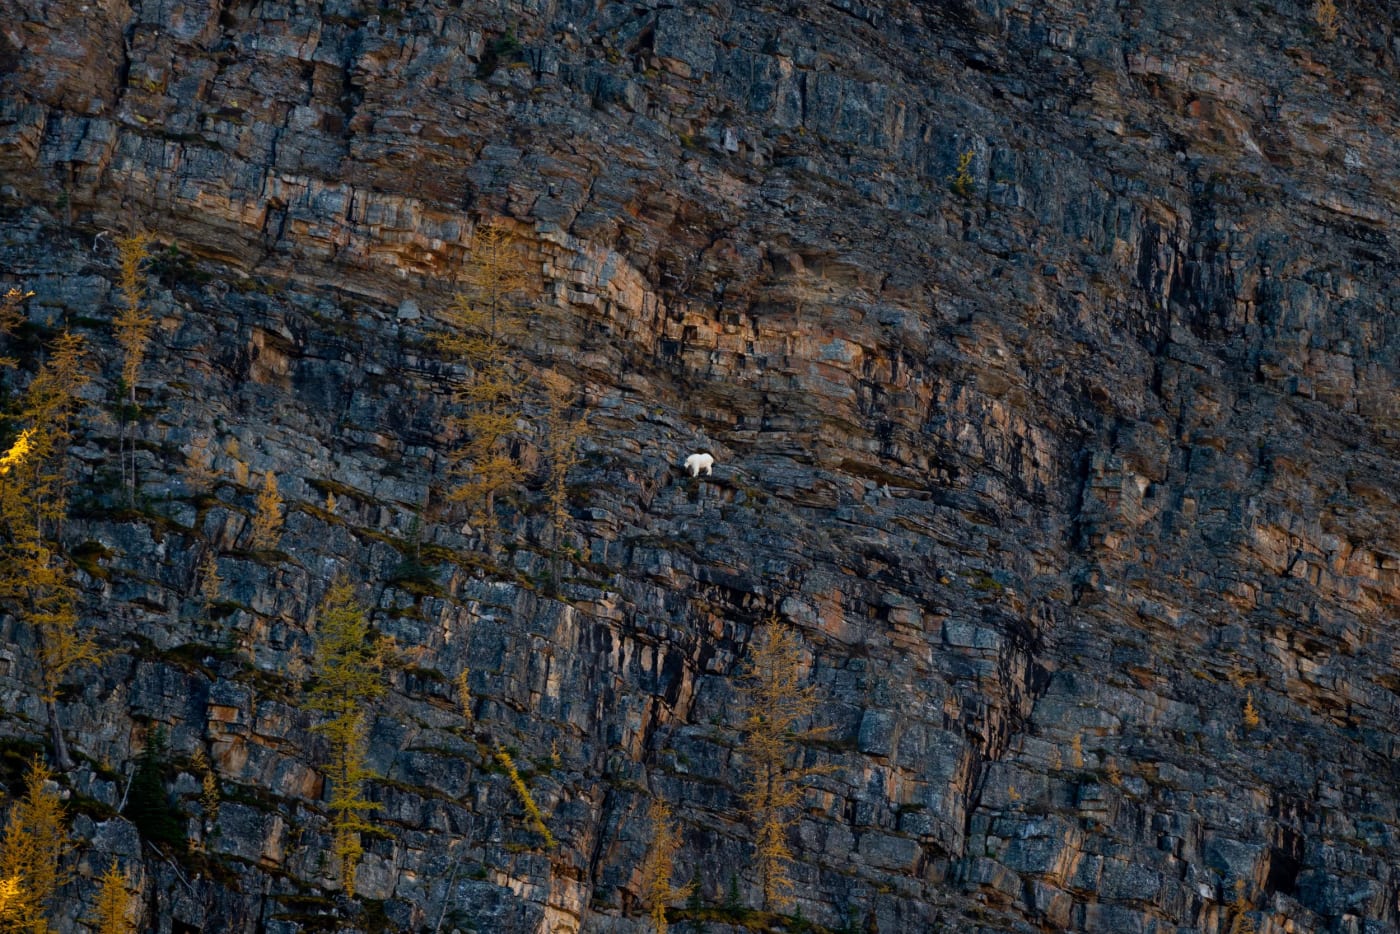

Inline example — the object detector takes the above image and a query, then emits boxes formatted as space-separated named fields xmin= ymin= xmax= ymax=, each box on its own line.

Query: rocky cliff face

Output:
xmin=2 ymin=0 xmax=1400 ymax=931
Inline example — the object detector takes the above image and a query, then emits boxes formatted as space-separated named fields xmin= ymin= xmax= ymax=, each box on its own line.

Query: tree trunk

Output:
xmin=46 ymin=698 xmax=73 ymax=772
xmin=483 ymin=488 xmax=496 ymax=557
xmin=433 ymin=818 xmax=473 ymax=934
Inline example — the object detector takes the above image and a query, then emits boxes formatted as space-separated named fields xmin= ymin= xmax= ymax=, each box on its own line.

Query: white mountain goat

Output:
xmin=684 ymin=452 xmax=715 ymax=477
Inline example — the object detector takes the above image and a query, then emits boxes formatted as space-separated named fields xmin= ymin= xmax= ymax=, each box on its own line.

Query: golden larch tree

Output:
xmin=198 ymin=551 xmax=221 ymax=609
xmin=1242 ymin=692 xmax=1261 ymax=730
xmin=6 ymin=330 xmax=88 ymax=526
xmin=113 ymin=234 xmax=154 ymax=498
xmin=0 ymin=330 xmax=99 ymax=770
xmin=493 ymin=745 xmax=555 ymax=848
xmin=540 ymin=374 xmax=588 ymax=592
xmin=90 ymin=858 xmax=136 ymax=934
xmin=737 ymin=617 xmax=826 ymax=910
xmin=190 ymin=748 xmax=220 ymax=824
xmin=1315 ymin=0 xmax=1339 ymax=40
xmin=248 ymin=470 xmax=282 ymax=551
xmin=0 ymin=287 xmax=31 ymax=368
xmin=0 ymin=876 xmax=19 ymax=916
xmin=640 ymin=796 xmax=686 ymax=934
xmin=455 ymin=668 xmax=473 ymax=724
xmin=114 ymin=234 xmax=155 ymax=393
xmin=0 ymin=287 xmax=28 ymax=335
xmin=434 ymin=219 xmax=534 ymax=554
xmin=0 ymin=429 xmax=35 ymax=477
xmin=182 ymin=434 xmax=219 ymax=493
xmin=1228 ymin=880 xmax=1257 ymax=934
xmin=306 ymin=580 xmax=388 ymax=897
xmin=0 ymin=757 xmax=70 ymax=931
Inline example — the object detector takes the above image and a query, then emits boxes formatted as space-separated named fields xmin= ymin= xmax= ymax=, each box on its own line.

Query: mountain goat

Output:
xmin=684 ymin=452 xmax=715 ymax=477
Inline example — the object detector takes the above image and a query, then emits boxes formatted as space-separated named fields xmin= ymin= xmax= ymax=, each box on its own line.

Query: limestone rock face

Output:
xmin=1 ymin=1 xmax=1399 ymax=932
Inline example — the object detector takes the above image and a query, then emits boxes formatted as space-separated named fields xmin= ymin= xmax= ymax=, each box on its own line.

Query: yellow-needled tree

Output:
xmin=434 ymin=219 xmax=533 ymax=555
xmin=306 ymin=580 xmax=388 ymax=897
xmin=0 ymin=287 xmax=31 ymax=369
xmin=640 ymin=796 xmax=686 ymax=934
xmin=0 ymin=330 xmax=99 ymax=770
xmin=1315 ymin=0 xmax=1339 ymax=40
xmin=248 ymin=470 xmax=282 ymax=552
xmin=198 ymin=551 xmax=221 ymax=610
xmin=182 ymin=434 xmax=219 ymax=494
xmin=0 ymin=876 xmax=19 ymax=918
xmin=736 ymin=617 xmax=827 ymax=910
xmin=540 ymin=374 xmax=588 ymax=594
xmin=113 ymin=234 xmax=154 ymax=499
xmin=0 ymin=757 xmax=70 ymax=932
xmin=0 ymin=287 xmax=26 ymax=334
xmin=90 ymin=858 xmax=135 ymax=934
xmin=492 ymin=745 xmax=555 ymax=848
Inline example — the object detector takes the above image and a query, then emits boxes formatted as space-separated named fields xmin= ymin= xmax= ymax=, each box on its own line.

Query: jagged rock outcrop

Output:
xmin=1 ymin=1 xmax=1399 ymax=932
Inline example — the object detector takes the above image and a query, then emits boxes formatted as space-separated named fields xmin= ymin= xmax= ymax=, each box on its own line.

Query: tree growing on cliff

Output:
xmin=306 ymin=580 xmax=388 ymax=897
xmin=1315 ymin=0 xmax=1339 ymax=40
xmin=492 ymin=745 xmax=555 ymax=848
xmin=455 ymin=668 xmax=473 ymax=724
xmin=0 ymin=287 xmax=26 ymax=332
xmin=248 ymin=470 xmax=283 ymax=552
xmin=198 ymin=551 xmax=222 ymax=609
xmin=182 ymin=434 xmax=219 ymax=494
xmin=113 ymin=233 xmax=154 ymax=499
xmin=640 ymin=796 xmax=687 ymax=934
xmin=0 ymin=330 xmax=100 ymax=770
xmin=0 ymin=287 xmax=32 ymax=368
xmin=1242 ymin=692 xmax=1261 ymax=731
xmin=191 ymin=748 xmax=220 ymax=825
xmin=0 ymin=757 xmax=71 ymax=931
xmin=736 ymin=617 xmax=827 ymax=910
xmin=433 ymin=219 xmax=533 ymax=554
xmin=90 ymin=858 xmax=136 ymax=934
xmin=0 ymin=430 xmax=34 ymax=476
xmin=1227 ymin=880 xmax=1257 ymax=934
xmin=124 ymin=727 xmax=184 ymax=850
xmin=948 ymin=149 xmax=975 ymax=198
xmin=540 ymin=374 xmax=589 ymax=593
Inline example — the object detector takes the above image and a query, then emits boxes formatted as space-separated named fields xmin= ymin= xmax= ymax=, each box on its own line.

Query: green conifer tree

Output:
xmin=124 ymin=727 xmax=184 ymax=849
